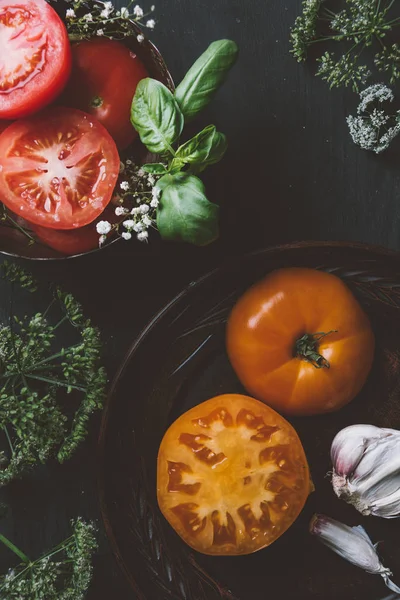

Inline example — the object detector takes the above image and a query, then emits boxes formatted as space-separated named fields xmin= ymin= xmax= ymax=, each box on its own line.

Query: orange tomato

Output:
xmin=157 ymin=394 xmax=311 ymax=556
xmin=226 ymin=268 xmax=375 ymax=416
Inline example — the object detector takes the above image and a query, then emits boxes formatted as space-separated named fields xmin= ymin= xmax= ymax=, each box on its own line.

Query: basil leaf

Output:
xmin=156 ymin=173 xmax=219 ymax=246
xmin=176 ymin=125 xmax=216 ymax=163
xmin=142 ymin=163 xmax=168 ymax=174
xmin=131 ymin=78 xmax=184 ymax=154
xmin=175 ymin=125 xmax=227 ymax=171
xmin=175 ymin=40 xmax=238 ymax=122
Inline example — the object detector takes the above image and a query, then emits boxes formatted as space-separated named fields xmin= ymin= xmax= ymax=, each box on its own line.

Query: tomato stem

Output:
xmin=90 ymin=96 xmax=103 ymax=108
xmin=294 ymin=330 xmax=337 ymax=369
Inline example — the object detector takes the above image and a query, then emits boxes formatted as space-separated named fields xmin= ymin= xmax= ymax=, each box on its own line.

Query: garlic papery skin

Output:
xmin=310 ymin=514 xmax=400 ymax=594
xmin=331 ymin=424 xmax=400 ymax=517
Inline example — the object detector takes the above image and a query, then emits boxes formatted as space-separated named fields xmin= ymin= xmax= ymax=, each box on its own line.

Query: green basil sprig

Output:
xmin=156 ymin=174 xmax=219 ymax=245
xmin=131 ymin=39 xmax=238 ymax=246
xmin=175 ymin=40 xmax=239 ymax=122
xmin=131 ymin=79 xmax=184 ymax=154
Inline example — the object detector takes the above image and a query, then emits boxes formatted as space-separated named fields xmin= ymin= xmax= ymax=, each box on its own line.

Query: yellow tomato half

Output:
xmin=157 ymin=394 xmax=311 ymax=555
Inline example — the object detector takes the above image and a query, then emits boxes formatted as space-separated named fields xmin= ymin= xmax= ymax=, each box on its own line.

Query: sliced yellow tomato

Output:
xmin=157 ymin=394 xmax=311 ymax=555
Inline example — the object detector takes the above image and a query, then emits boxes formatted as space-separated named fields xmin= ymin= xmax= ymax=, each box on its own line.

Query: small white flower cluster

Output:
xmin=96 ymin=161 xmax=165 ymax=246
xmin=358 ymin=83 xmax=394 ymax=113
xmin=65 ymin=1 xmax=155 ymax=40
xmin=346 ymin=83 xmax=400 ymax=154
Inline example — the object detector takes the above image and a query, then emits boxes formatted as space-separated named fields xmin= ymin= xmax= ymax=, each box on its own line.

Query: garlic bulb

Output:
xmin=331 ymin=424 xmax=400 ymax=518
xmin=310 ymin=514 xmax=400 ymax=594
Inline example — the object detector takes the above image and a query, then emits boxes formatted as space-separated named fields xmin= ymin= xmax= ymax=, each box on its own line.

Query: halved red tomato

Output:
xmin=157 ymin=394 xmax=311 ymax=556
xmin=62 ymin=39 xmax=149 ymax=149
xmin=0 ymin=107 xmax=120 ymax=229
xmin=0 ymin=0 xmax=72 ymax=119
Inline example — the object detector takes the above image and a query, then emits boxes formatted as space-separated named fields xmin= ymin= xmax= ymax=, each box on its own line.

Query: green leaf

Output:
xmin=131 ymin=78 xmax=184 ymax=154
xmin=142 ymin=163 xmax=168 ymax=174
xmin=156 ymin=173 xmax=219 ymax=246
xmin=174 ymin=39 xmax=238 ymax=122
xmin=175 ymin=125 xmax=227 ymax=172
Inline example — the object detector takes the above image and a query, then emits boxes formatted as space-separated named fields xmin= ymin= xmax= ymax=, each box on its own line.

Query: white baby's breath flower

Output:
xmin=120 ymin=181 xmax=130 ymax=191
xmin=66 ymin=8 xmax=75 ymax=18
xmin=137 ymin=168 xmax=145 ymax=177
xmin=146 ymin=19 xmax=156 ymax=29
xmin=120 ymin=6 xmax=129 ymax=18
xmin=104 ymin=1 xmax=113 ymax=9
xmin=123 ymin=219 xmax=135 ymax=229
xmin=121 ymin=231 xmax=132 ymax=240
xmin=137 ymin=231 xmax=149 ymax=241
xmin=131 ymin=207 xmax=140 ymax=215
xmin=142 ymin=215 xmax=152 ymax=226
xmin=147 ymin=174 xmax=155 ymax=185
xmin=151 ymin=5 xmax=155 ymax=11
xmin=97 ymin=29 xmax=105 ymax=36
xmin=133 ymin=222 xmax=144 ymax=233
xmin=99 ymin=234 xmax=107 ymax=246
xmin=96 ymin=220 xmax=111 ymax=235
xmin=133 ymin=5 xmax=144 ymax=17
xmin=115 ymin=206 xmax=128 ymax=216
xmin=83 ymin=12 xmax=93 ymax=22
xmin=139 ymin=204 xmax=149 ymax=214
xmin=150 ymin=197 xmax=159 ymax=208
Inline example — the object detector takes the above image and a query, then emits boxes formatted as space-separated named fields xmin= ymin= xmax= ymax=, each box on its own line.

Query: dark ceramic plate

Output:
xmin=99 ymin=242 xmax=400 ymax=600
xmin=0 ymin=22 xmax=173 ymax=261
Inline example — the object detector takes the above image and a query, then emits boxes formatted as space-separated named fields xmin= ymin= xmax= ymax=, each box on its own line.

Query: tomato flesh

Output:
xmin=0 ymin=0 xmax=71 ymax=118
xmin=62 ymin=39 xmax=149 ymax=149
xmin=157 ymin=394 xmax=310 ymax=555
xmin=0 ymin=107 xmax=120 ymax=229
xmin=226 ymin=268 xmax=375 ymax=416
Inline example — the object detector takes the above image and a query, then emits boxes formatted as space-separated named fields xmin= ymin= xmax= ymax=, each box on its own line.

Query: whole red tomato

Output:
xmin=226 ymin=268 xmax=375 ymax=416
xmin=62 ymin=39 xmax=149 ymax=149
xmin=0 ymin=0 xmax=71 ymax=119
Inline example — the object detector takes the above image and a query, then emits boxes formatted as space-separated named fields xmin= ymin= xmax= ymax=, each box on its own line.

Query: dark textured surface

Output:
xmin=1 ymin=0 xmax=400 ymax=599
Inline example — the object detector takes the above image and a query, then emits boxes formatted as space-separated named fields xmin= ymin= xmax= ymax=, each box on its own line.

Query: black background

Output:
xmin=1 ymin=0 xmax=400 ymax=598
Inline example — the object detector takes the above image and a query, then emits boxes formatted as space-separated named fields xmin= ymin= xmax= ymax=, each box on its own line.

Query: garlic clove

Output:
xmin=351 ymin=435 xmax=400 ymax=501
xmin=331 ymin=424 xmax=400 ymax=517
xmin=368 ymin=485 xmax=400 ymax=518
xmin=331 ymin=424 xmax=397 ymax=477
xmin=310 ymin=514 xmax=400 ymax=594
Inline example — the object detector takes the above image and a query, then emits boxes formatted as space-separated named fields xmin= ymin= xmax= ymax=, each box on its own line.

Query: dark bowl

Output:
xmin=0 ymin=23 xmax=174 ymax=261
xmin=99 ymin=241 xmax=400 ymax=600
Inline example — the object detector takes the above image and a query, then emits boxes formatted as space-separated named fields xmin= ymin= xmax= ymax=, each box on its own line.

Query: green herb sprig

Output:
xmin=0 ymin=264 xmax=106 ymax=486
xmin=291 ymin=0 xmax=400 ymax=91
xmin=130 ymin=39 xmax=238 ymax=246
xmin=0 ymin=519 xmax=97 ymax=599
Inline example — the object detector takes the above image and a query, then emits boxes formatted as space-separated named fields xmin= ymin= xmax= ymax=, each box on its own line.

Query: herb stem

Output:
xmin=53 ymin=315 xmax=69 ymax=332
xmin=0 ymin=534 xmax=30 ymax=564
xmin=26 ymin=374 xmax=86 ymax=392
xmin=3 ymin=426 xmax=14 ymax=455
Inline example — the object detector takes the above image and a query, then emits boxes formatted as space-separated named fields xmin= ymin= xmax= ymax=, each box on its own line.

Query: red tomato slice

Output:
xmin=0 ymin=0 xmax=72 ymax=119
xmin=62 ymin=39 xmax=149 ymax=149
xmin=0 ymin=107 xmax=120 ymax=229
